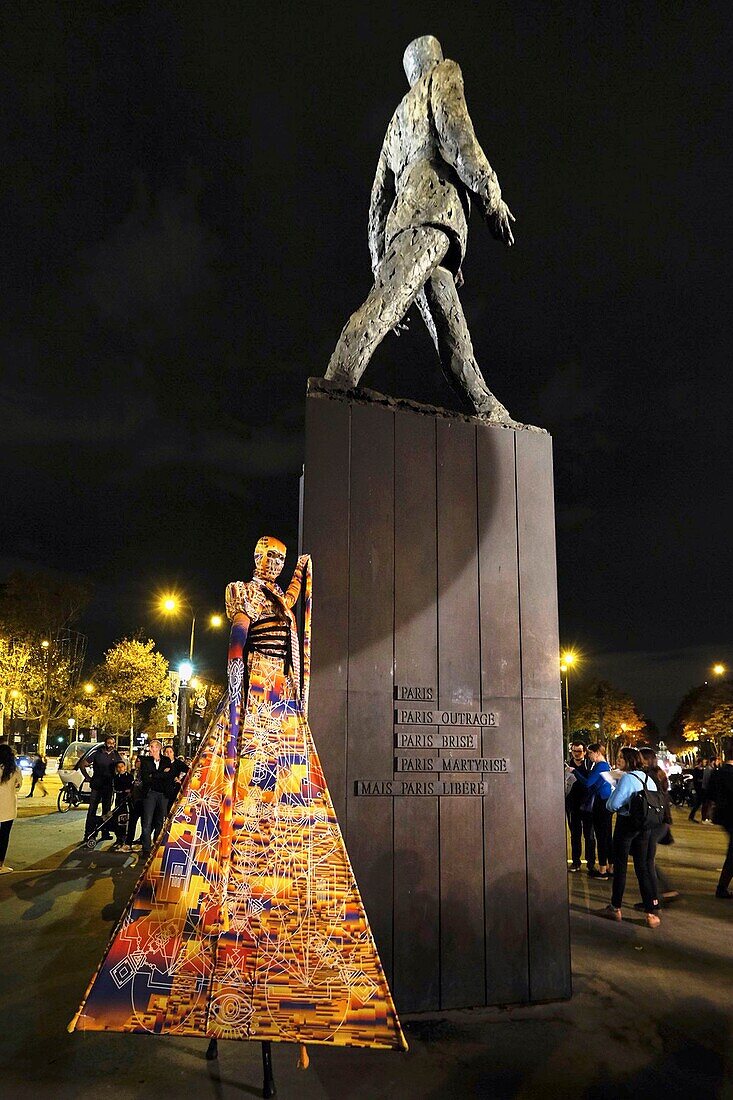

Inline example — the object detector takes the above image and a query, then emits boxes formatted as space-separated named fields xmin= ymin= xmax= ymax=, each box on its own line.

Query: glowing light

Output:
xmin=40 ymin=639 xmax=50 ymax=649
xmin=190 ymin=677 xmax=201 ymax=691
xmin=713 ymin=663 xmax=726 ymax=676
xmin=9 ymin=689 xmax=20 ymax=700
xmin=84 ymin=682 xmax=95 ymax=694
xmin=161 ymin=595 xmax=179 ymax=614
xmin=210 ymin=613 xmax=223 ymax=629
xmin=561 ymin=651 xmax=578 ymax=667
xmin=179 ymin=660 xmax=193 ymax=684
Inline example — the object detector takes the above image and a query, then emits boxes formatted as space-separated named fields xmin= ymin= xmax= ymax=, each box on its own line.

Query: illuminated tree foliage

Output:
xmin=96 ymin=638 xmax=169 ymax=751
xmin=668 ymin=679 xmax=733 ymax=757
xmin=0 ymin=571 xmax=91 ymax=752
xmin=570 ymin=679 xmax=649 ymax=761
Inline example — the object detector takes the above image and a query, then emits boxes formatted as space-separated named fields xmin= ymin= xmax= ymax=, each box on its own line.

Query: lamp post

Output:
xmin=560 ymin=650 xmax=578 ymax=751
xmin=159 ymin=595 xmax=223 ymax=664
xmin=67 ymin=716 xmax=76 ymax=749
xmin=177 ymin=660 xmax=193 ymax=758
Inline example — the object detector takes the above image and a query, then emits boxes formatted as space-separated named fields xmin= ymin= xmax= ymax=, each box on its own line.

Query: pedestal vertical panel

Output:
xmin=515 ymin=431 xmax=571 ymax=1002
xmin=477 ymin=427 xmax=529 ymax=1004
xmin=436 ymin=419 xmax=485 ymax=1010
xmin=393 ymin=411 xmax=440 ymax=1012
xmin=346 ymin=403 xmax=395 ymax=984
xmin=301 ymin=397 xmax=351 ymax=827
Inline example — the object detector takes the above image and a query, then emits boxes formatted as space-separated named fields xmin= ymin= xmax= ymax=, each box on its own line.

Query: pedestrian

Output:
xmin=708 ymin=739 xmax=733 ymax=900
xmin=109 ymin=761 xmax=134 ymax=849
xmin=139 ymin=740 xmax=172 ymax=856
xmin=601 ymin=746 xmax=665 ymax=927
xmin=79 ymin=737 xmax=123 ymax=842
xmin=638 ymin=747 xmax=679 ymax=904
xmin=688 ymin=756 xmax=706 ymax=822
xmin=565 ymin=740 xmax=597 ymax=874
xmin=27 ymin=754 xmax=48 ymax=798
xmin=700 ymin=757 xmax=716 ymax=824
xmin=568 ymin=742 xmax=615 ymax=878
xmin=162 ymin=746 xmax=189 ymax=814
xmin=120 ymin=756 xmax=144 ymax=853
xmin=0 ymin=743 xmax=23 ymax=874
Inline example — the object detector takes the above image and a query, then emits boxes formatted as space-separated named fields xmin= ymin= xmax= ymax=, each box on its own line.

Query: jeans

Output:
xmin=611 ymin=816 xmax=660 ymax=913
xmin=569 ymin=807 xmax=596 ymax=867
xmin=141 ymin=790 xmax=167 ymax=853
xmin=592 ymin=802 xmax=613 ymax=867
xmin=29 ymin=776 xmax=47 ymax=796
xmin=0 ymin=819 xmax=13 ymax=862
xmin=717 ymin=826 xmax=733 ymax=894
xmin=85 ymin=782 xmax=113 ymax=838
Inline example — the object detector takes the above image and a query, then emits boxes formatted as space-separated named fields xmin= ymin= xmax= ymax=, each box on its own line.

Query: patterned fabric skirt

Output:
xmin=70 ymin=651 xmax=405 ymax=1050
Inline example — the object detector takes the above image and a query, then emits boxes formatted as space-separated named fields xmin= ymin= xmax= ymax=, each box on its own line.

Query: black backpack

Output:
xmin=628 ymin=773 xmax=665 ymax=831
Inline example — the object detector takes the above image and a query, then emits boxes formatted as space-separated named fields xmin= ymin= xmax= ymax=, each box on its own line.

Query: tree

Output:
xmin=570 ymin=679 xmax=648 ymax=762
xmin=668 ymin=679 xmax=733 ymax=758
xmin=0 ymin=635 xmax=33 ymax=741
xmin=0 ymin=571 xmax=91 ymax=753
xmin=98 ymin=638 xmax=169 ymax=754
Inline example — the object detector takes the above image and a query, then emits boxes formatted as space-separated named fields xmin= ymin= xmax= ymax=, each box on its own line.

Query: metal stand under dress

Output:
xmin=205 ymin=1038 xmax=276 ymax=1097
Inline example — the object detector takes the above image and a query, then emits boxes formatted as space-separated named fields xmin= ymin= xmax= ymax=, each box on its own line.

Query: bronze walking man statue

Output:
xmin=326 ymin=35 xmax=522 ymax=425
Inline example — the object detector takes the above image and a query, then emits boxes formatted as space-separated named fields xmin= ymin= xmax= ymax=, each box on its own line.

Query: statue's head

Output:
xmin=403 ymin=35 xmax=443 ymax=86
xmin=254 ymin=536 xmax=286 ymax=582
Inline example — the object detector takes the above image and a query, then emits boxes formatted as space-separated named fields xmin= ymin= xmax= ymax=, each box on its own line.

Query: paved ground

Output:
xmin=0 ymin=809 xmax=731 ymax=1099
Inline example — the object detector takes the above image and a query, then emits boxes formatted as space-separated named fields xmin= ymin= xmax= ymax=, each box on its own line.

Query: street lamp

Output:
xmin=177 ymin=660 xmax=194 ymax=757
xmin=158 ymin=594 xmax=224 ymax=663
xmin=560 ymin=650 xmax=579 ymax=747
xmin=712 ymin=663 xmax=726 ymax=677
xmin=67 ymin=716 xmax=76 ymax=748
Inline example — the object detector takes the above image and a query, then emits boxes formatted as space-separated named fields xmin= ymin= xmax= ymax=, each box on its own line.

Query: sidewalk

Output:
xmin=0 ymin=812 xmax=730 ymax=1098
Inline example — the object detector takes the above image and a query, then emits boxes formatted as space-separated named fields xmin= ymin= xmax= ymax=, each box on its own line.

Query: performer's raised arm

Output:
xmin=284 ymin=554 xmax=311 ymax=610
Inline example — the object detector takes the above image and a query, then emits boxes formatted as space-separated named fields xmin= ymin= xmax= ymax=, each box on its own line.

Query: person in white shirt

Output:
xmin=0 ymin=744 xmax=23 ymax=873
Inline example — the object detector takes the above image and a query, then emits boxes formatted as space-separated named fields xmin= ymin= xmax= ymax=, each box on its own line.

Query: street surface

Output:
xmin=0 ymin=806 xmax=731 ymax=1099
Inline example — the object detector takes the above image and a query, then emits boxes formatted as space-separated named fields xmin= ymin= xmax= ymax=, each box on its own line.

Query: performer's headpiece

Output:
xmin=254 ymin=536 xmax=286 ymax=581
xmin=403 ymin=35 xmax=443 ymax=86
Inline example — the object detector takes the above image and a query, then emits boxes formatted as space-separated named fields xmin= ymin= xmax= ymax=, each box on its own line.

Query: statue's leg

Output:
xmin=325 ymin=227 xmax=449 ymax=386
xmin=423 ymin=266 xmax=514 ymax=422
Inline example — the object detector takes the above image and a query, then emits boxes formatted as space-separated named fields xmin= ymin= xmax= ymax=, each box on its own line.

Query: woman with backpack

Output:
xmin=601 ymin=746 xmax=664 ymax=927
xmin=638 ymin=746 xmax=679 ymax=904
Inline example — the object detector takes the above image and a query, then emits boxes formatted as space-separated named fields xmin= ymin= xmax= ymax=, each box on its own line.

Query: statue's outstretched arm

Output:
xmin=284 ymin=554 xmax=311 ymax=609
xmin=433 ymin=60 xmax=515 ymax=246
xmin=368 ymin=146 xmax=395 ymax=273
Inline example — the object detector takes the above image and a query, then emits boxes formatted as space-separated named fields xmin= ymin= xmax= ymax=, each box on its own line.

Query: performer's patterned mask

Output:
xmin=254 ymin=536 xmax=286 ymax=582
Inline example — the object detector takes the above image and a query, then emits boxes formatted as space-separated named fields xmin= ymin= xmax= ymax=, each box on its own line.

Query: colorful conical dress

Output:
xmin=70 ymin=559 xmax=406 ymax=1051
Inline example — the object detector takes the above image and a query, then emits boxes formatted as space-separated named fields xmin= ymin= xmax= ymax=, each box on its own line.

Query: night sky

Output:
xmin=3 ymin=2 xmax=731 ymax=727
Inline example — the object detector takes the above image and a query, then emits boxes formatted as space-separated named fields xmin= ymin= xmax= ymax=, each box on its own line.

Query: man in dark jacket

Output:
xmin=708 ymin=743 xmax=733 ymax=899
xmin=80 ymin=737 xmax=123 ymax=841
xmin=162 ymin=746 xmax=188 ymax=814
xmin=139 ymin=739 xmax=172 ymax=856
xmin=565 ymin=741 xmax=597 ymax=874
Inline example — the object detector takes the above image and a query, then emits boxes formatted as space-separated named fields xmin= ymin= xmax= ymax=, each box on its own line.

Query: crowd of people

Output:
xmin=566 ymin=738 xmax=733 ymax=925
xmin=80 ymin=737 xmax=190 ymax=855
xmin=0 ymin=736 xmax=191 ymax=872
